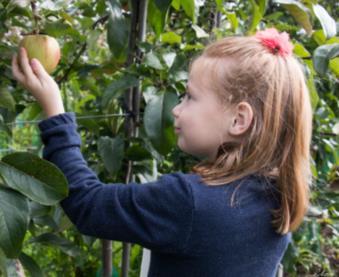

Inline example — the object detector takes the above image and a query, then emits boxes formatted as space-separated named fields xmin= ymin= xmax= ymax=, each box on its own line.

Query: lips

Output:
xmin=174 ymin=126 xmax=181 ymax=133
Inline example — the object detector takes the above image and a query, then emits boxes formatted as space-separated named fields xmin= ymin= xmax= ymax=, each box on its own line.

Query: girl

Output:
xmin=12 ymin=28 xmax=313 ymax=276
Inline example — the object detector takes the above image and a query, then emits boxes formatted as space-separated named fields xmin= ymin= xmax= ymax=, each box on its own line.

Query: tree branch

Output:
xmin=30 ymin=0 xmax=43 ymax=34
xmin=55 ymin=14 xmax=109 ymax=85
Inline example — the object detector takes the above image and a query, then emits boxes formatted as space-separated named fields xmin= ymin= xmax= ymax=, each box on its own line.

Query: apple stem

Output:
xmin=30 ymin=1 xmax=40 ymax=34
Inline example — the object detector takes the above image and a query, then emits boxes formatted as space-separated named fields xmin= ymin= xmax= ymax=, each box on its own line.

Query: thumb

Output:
xmin=30 ymin=58 xmax=49 ymax=78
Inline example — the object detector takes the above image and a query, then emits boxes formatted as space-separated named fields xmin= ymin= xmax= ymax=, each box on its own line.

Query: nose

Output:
xmin=172 ymin=102 xmax=181 ymax=118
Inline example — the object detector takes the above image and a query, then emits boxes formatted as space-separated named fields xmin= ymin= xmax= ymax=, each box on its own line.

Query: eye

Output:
xmin=178 ymin=93 xmax=186 ymax=102
xmin=178 ymin=92 xmax=191 ymax=102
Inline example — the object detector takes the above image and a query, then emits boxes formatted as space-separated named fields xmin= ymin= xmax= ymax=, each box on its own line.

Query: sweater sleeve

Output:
xmin=38 ymin=112 xmax=194 ymax=254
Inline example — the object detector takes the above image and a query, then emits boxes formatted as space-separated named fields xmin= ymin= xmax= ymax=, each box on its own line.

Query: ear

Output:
xmin=228 ymin=102 xmax=253 ymax=136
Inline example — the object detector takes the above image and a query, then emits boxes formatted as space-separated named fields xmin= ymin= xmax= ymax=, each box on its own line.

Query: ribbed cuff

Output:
xmin=38 ymin=112 xmax=77 ymax=131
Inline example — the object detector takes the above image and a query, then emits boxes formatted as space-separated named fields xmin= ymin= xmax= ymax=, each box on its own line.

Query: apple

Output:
xmin=19 ymin=34 xmax=61 ymax=74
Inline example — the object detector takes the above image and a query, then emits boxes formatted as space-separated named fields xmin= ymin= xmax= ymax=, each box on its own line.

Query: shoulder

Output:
xmin=125 ymin=172 xmax=199 ymax=208
xmin=228 ymin=174 xmax=281 ymax=209
xmin=148 ymin=172 xmax=198 ymax=202
xmin=185 ymin=173 xmax=281 ymax=209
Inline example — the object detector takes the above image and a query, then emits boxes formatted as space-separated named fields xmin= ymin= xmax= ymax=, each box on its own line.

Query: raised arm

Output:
xmin=38 ymin=112 xmax=194 ymax=254
xmin=12 ymin=46 xmax=195 ymax=255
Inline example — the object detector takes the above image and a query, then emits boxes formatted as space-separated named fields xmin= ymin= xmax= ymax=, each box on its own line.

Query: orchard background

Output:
xmin=0 ymin=0 xmax=338 ymax=276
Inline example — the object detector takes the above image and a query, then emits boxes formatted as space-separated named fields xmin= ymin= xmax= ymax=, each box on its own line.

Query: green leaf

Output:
xmin=215 ymin=0 xmax=223 ymax=10
xmin=43 ymin=21 xmax=79 ymax=38
xmin=32 ymin=215 xmax=58 ymax=230
xmin=293 ymin=43 xmax=311 ymax=58
xmin=155 ymin=0 xmax=172 ymax=10
xmin=19 ymin=253 xmax=43 ymax=277
xmin=328 ymin=45 xmax=339 ymax=59
xmin=307 ymin=74 xmax=319 ymax=111
xmin=333 ymin=121 xmax=339 ymax=135
xmin=98 ymin=135 xmax=124 ymax=175
xmin=153 ymin=0 xmax=172 ymax=27
xmin=145 ymin=52 xmax=164 ymax=70
xmin=307 ymin=205 xmax=323 ymax=217
xmin=29 ymin=233 xmax=81 ymax=257
xmin=59 ymin=11 xmax=75 ymax=25
xmin=101 ymin=74 xmax=139 ymax=107
xmin=327 ymin=36 xmax=339 ymax=45
xmin=274 ymin=0 xmax=312 ymax=34
xmin=9 ymin=0 xmax=31 ymax=8
xmin=162 ymin=52 xmax=176 ymax=68
xmin=18 ymin=102 xmax=42 ymax=121
xmin=225 ymin=12 xmax=238 ymax=32
xmin=181 ymin=0 xmax=196 ymax=22
xmin=304 ymin=60 xmax=319 ymax=111
xmin=248 ymin=0 xmax=263 ymax=34
xmin=169 ymin=53 xmax=188 ymax=75
xmin=52 ymin=206 xmax=72 ymax=232
xmin=161 ymin=32 xmax=182 ymax=44
xmin=313 ymin=43 xmax=339 ymax=75
xmin=0 ymin=248 xmax=6 ymax=276
xmin=0 ymin=89 xmax=15 ymax=112
xmin=28 ymin=201 xmax=52 ymax=218
xmin=143 ymin=91 xmax=177 ymax=155
xmin=312 ymin=29 xmax=326 ymax=45
xmin=40 ymin=0 xmax=61 ymax=10
xmin=171 ymin=0 xmax=180 ymax=10
xmin=107 ymin=0 xmax=129 ymax=63
xmin=0 ymin=187 xmax=29 ymax=258
xmin=257 ymin=0 xmax=269 ymax=15
xmin=148 ymin=0 xmax=170 ymax=36
xmin=87 ymin=29 xmax=102 ymax=53
xmin=310 ymin=158 xmax=318 ymax=178
xmin=125 ymin=146 xmax=152 ymax=161
xmin=0 ymin=152 xmax=68 ymax=205
xmin=125 ymin=139 xmax=152 ymax=161
xmin=192 ymin=25 xmax=209 ymax=38
xmin=329 ymin=57 xmax=339 ymax=77
xmin=313 ymin=4 xmax=336 ymax=39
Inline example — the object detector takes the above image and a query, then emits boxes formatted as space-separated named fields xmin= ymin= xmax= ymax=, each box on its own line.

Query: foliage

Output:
xmin=0 ymin=0 xmax=338 ymax=276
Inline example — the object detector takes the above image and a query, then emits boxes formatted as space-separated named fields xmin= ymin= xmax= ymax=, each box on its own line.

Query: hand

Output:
xmin=12 ymin=47 xmax=65 ymax=118
xmin=15 ymin=259 xmax=26 ymax=277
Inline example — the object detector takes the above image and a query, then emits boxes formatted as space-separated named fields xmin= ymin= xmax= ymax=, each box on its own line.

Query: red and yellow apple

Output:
xmin=19 ymin=34 xmax=61 ymax=74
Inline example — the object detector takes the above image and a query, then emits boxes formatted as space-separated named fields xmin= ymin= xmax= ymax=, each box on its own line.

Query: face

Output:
xmin=171 ymin=59 xmax=234 ymax=161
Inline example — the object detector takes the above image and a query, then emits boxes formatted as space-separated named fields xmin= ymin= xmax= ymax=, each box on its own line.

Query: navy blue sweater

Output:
xmin=38 ymin=112 xmax=291 ymax=277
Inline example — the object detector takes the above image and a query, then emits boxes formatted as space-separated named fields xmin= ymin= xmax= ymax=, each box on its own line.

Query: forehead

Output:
xmin=187 ymin=58 xmax=224 ymax=106
xmin=187 ymin=57 xmax=216 ymax=91
xmin=187 ymin=56 xmax=236 ymax=111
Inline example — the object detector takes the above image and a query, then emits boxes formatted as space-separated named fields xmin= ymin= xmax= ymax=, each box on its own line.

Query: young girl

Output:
xmin=12 ymin=28 xmax=313 ymax=276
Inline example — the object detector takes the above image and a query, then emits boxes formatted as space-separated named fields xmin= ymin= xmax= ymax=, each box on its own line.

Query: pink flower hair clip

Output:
xmin=255 ymin=28 xmax=294 ymax=57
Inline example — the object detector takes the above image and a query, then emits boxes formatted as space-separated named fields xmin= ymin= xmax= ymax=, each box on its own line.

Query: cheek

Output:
xmin=176 ymin=131 xmax=195 ymax=152
xmin=176 ymin=130 xmax=209 ymax=156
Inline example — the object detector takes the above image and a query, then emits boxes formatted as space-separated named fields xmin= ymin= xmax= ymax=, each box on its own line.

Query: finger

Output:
xmin=18 ymin=47 xmax=35 ymax=79
xmin=11 ymin=54 xmax=25 ymax=83
xmin=30 ymin=58 xmax=49 ymax=80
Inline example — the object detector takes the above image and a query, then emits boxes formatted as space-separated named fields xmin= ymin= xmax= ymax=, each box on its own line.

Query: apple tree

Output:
xmin=0 ymin=0 xmax=338 ymax=276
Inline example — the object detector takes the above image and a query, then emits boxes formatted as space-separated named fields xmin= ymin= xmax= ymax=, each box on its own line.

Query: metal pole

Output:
xmin=120 ymin=1 xmax=148 ymax=276
xmin=102 ymin=239 xmax=113 ymax=277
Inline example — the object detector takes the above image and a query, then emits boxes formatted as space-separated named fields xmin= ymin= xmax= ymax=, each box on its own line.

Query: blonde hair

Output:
xmin=190 ymin=35 xmax=313 ymax=235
